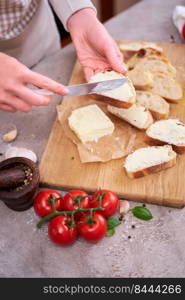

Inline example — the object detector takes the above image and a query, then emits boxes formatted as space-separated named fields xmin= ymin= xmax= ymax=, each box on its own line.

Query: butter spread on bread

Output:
xmin=146 ymin=119 xmax=185 ymax=153
xmin=124 ymin=145 xmax=176 ymax=178
xmin=89 ymin=71 xmax=136 ymax=108
xmin=107 ymin=104 xmax=153 ymax=130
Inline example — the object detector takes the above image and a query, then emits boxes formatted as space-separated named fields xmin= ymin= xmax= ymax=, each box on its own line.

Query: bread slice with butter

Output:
xmin=107 ymin=104 xmax=153 ymax=130
xmin=124 ymin=145 xmax=177 ymax=178
xmin=146 ymin=119 xmax=185 ymax=154
xmin=136 ymin=91 xmax=170 ymax=120
xmin=89 ymin=71 xmax=136 ymax=108
xmin=68 ymin=104 xmax=115 ymax=144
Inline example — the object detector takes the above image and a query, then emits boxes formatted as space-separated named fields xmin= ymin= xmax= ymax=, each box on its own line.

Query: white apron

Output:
xmin=0 ymin=0 xmax=61 ymax=68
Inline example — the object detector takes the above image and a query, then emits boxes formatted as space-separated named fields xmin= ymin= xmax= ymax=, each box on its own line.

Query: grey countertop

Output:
xmin=0 ymin=0 xmax=185 ymax=278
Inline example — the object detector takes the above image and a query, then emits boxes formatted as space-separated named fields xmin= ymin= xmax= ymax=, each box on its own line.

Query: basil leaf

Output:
xmin=106 ymin=228 xmax=115 ymax=237
xmin=131 ymin=206 xmax=153 ymax=221
xmin=107 ymin=217 xmax=121 ymax=230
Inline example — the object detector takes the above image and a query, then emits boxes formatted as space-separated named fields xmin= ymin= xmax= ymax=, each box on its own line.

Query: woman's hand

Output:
xmin=0 ymin=53 xmax=68 ymax=113
xmin=67 ymin=8 xmax=127 ymax=81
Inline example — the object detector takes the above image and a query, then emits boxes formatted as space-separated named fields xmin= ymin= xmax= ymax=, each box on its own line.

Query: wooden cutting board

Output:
xmin=40 ymin=42 xmax=185 ymax=208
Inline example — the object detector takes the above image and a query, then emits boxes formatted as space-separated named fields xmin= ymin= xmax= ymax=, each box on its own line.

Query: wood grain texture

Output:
xmin=40 ymin=42 xmax=185 ymax=208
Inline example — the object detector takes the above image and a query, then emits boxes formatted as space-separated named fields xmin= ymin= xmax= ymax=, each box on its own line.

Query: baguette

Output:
xmin=146 ymin=119 xmax=185 ymax=153
xmin=128 ymin=67 xmax=154 ymax=90
xmin=89 ymin=71 xmax=136 ymax=108
xmin=150 ymin=73 xmax=183 ymax=102
xmin=118 ymin=41 xmax=163 ymax=53
xmin=136 ymin=91 xmax=170 ymax=120
xmin=107 ymin=104 xmax=153 ymax=130
xmin=124 ymin=145 xmax=177 ymax=178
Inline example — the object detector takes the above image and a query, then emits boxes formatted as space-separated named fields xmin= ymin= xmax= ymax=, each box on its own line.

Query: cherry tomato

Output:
xmin=78 ymin=213 xmax=107 ymax=242
xmin=34 ymin=190 xmax=62 ymax=217
xmin=48 ymin=215 xmax=78 ymax=246
xmin=90 ymin=190 xmax=119 ymax=218
xmin=62 ymin=190 xmax=90 ymax=219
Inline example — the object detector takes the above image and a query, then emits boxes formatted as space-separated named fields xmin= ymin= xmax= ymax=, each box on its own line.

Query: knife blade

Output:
xmin=33 ymin=78 xmax=128 ymax=97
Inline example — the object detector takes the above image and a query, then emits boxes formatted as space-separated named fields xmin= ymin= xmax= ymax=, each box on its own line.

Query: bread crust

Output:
xmin=125 ymin=155 xmax=176 ymax=178
xmin=91 ymin=94 xmax=135 ymax=109
xmin=148 ymin=110 xmax=169 ymax=120
xmin=145 ymin=136 xmax=185 ymax=154
xmin=107 ymin=105 xmax=153 ymax=130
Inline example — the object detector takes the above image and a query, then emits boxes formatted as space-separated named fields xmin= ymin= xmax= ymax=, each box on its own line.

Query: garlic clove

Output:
xmin=3 ymin=127 xmax=17 ymax=142
xmin=119 ymin=200 xmax=130 ymax=216
xmin=5 ymin=146 xmax=37 ymax=163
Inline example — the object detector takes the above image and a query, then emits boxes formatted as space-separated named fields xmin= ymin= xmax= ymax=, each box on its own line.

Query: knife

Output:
xmin=33 ymin=78 xmax=128 ymax=97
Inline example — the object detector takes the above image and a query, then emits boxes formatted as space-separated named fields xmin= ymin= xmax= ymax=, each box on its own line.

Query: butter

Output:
xmin=89 ymin=71 xmax=134 ymax=101
xmin=68 ymin=104 xmax=115 ymax=143
xmin=124 ymin=145 xmax=174 ymax=172
xmin=108 ymin=104 xmax=149 ymax=128
xmin=147 ymin=119 xmax=185 ymax=145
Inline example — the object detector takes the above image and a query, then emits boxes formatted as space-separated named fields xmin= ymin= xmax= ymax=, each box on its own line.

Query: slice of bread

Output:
xmin=126 ymin=49 xmax=172 ymax=70
xmin=89 ymin=71 xmax=136 ymax=108
xmin=146 ymin=119 xmax=185 ymax=153
xmin=136 ymin=59 xmax=176 ymax=76
xmin=118 ymin=41 xmax=163 ymax=53
xmin=136 ymin=91 xmax=170 ymax=120
xmin=128 ymin=67 xmax=154 ymax=90
xmin=107 ymin=104 xmax=153 ymax=130
xmin=124 ymin=145 xmax=177 ymax=178
xmin=150 ymin=73 xmax=183 ymax=102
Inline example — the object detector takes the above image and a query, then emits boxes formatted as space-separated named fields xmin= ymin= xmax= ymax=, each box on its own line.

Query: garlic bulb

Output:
xmin=3 ymin=127 xmax=17 ymax=142
xmin=119 ymin=200 xmax=130 ymax=216
xmin=5 ymin=147 xmax=37 ymax=163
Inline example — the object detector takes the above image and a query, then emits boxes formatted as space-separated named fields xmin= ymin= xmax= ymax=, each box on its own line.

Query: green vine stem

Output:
xmin=37 ymin=206 xmax=104 ymax=229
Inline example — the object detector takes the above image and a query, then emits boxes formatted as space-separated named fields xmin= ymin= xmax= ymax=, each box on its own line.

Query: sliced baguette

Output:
xmin=146 ymin=119 xmax=185 ymax=153
xmin=124 ymin=145 xmax=177 ymax=178
xmin=89 ymin=71 xmax=136 ymax=108
xmin=128 ymin=67 xmax=154 ymax=90
xmin=107 ymin=104 xmax=153 ymax=130
xmin=136 ymin=91 xmax=170 ymax=120
xmin=118 ymin=41 xmax=163 ymax=53
xmin=150 ymin=73 xmax=183 ymax=102
xmin=126 ymin=49 xmax=172 ymax=70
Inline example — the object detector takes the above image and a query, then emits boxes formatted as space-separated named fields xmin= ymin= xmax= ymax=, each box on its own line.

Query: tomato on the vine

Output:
xmin=48 ymin=215 xmax=78 ymax=245
xmin=78 ymin=212 xmax=107 ymax=242
xmin=90 ymin=190 xmax=119 ymax=218
xmin=62 ymin=190 xmax=90 ymax=219
xmin=34 ymin=190 xmax=62 ymax=217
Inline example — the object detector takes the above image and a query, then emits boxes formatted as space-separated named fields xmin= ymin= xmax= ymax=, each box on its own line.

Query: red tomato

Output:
xmin=48 ymin=215 xmax=78 ymax=246
xmin=90 ymin=190 xmax=119 ymax=218
xmin=34 ymin=190 xmax=62 ymax=217
xmin=78 ymin=213 xmax=107 ymax=242
xmin=62 ymin=190 xmax=90 ymax=219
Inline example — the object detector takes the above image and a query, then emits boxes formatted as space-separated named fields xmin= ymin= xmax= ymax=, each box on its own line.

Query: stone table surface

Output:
xmin=0 ymin=0 xmax=185 ymax=278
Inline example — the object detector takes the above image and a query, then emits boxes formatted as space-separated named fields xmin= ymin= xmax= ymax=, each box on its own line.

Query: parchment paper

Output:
xmin=57 ymin=95 xmax=145 ymax=163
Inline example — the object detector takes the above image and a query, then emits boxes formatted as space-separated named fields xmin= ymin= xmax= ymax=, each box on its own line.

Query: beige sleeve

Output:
xmin=49 ymin=0 xmax=97 ymax=31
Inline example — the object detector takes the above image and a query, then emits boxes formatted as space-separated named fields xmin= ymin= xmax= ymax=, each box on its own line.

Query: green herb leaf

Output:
xmin=106 ymin=228 xmax=115 ymax=237
xmin=107 ymin=217 xmax=121 ymax=230
xmin=131 ymin=206 xmax=153 ymax=221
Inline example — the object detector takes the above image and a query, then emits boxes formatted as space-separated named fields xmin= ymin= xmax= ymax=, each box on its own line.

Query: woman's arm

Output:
xmin=49 ymin=1 xmax=126 ymax=80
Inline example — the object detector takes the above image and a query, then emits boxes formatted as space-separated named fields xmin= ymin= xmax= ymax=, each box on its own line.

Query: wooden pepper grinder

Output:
xmin=0 ymin=157 xmax=40 ymax=211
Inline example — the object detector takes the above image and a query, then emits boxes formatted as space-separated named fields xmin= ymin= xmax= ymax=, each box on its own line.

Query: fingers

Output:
xmin=1 ymin=95 xmax=32 ymax=112
xmin=0 ymin=103 xmax=16 ymax=113
xmin=14 ymin=86 xmax=52 ymax=106
xmin=104 ymin=41 xmax=127 ymax=75
xmin=25 ymin=70 xmax=69 ymax=96
xmin=83 ymin=67 xmax=94 ymax=81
